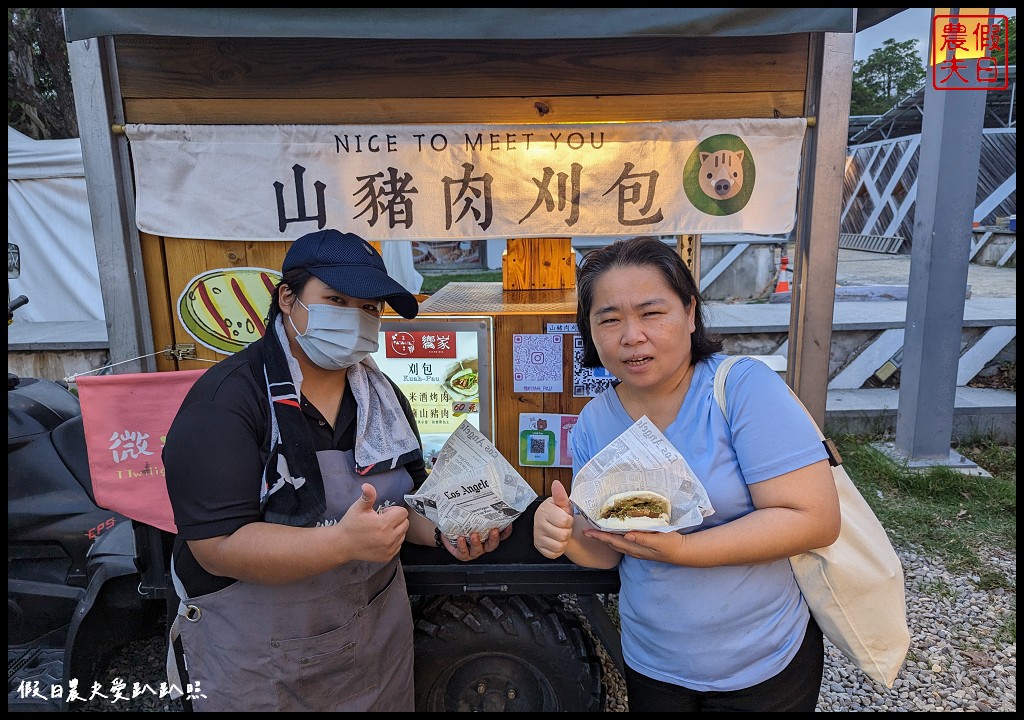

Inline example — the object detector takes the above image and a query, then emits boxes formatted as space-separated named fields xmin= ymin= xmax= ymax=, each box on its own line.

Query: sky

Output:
xmin=855 ymin=7 xmax=1016 ymax=63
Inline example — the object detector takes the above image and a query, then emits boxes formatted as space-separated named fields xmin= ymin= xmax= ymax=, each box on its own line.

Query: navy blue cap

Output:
xmin=282 ymin=229 xmax=418 ymax=319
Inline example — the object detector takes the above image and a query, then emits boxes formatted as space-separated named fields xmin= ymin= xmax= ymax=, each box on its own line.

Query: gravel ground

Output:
xmin=68 ymin=543 xmax=1015 ymax=712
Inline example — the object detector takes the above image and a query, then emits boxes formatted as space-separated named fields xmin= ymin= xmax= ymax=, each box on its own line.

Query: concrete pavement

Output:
xmin=833 ymin=249 xmax=1016 ymax=298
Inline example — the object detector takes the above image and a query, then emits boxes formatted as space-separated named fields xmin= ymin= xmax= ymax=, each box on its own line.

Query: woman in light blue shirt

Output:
xmin=534 ymin=236 xmax=840 ymax=712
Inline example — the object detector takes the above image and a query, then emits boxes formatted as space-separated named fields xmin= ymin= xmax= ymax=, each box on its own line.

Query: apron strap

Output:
xmin=165 ymin=555 xmax=190 ymax=701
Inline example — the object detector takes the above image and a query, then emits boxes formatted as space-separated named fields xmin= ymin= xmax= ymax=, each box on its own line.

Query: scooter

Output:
xmin=8 ymin=254 xmax=160 ymax=710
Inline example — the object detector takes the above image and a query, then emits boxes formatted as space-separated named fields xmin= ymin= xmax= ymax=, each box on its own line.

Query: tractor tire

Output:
xmin=412 ymin=594 xmax=603 ymax=712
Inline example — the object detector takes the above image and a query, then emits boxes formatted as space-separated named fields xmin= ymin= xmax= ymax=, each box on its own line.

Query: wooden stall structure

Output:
xmin=64 ymin=8 xmax=901 ymax=496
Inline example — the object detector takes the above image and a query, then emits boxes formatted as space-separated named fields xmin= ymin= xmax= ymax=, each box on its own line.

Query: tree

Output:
xmin=8 ymin=8 xmax=77 ymax=140
xmin=850 ymin=38 xmax=926 ymax=116
xmin=990 ymin=15 xmax=1016 ymax=66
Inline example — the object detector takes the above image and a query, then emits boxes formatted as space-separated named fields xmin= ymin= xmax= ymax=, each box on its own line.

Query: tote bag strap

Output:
xmin=713 ymin=356 xmax=909 ymax=688
xmin=713 ymin=355 xmax=842 ymax=467
xmin=712 ymin=355 xmax=748 ymax=421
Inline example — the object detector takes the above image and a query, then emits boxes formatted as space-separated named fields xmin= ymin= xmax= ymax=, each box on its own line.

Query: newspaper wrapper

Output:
xmin=569 ymin=415 xmax=715 ymax=534
xmin=405 ymin=419 xmax=538 ymax=545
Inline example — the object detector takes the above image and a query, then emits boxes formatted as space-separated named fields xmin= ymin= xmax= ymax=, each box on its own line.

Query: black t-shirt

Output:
xmin=163 ymin=339 xmax=426 ymax=597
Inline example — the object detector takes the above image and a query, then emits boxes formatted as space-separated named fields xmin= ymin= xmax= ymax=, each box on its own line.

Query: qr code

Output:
xmin=572 ymin=335 xmax=617 ymax=397
xmin=512 ymin=334 xmax=562 ymax=388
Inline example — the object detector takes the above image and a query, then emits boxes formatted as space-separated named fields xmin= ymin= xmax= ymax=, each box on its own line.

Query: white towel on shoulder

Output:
xmin=276 ymin=318 xmax=421 ymax=473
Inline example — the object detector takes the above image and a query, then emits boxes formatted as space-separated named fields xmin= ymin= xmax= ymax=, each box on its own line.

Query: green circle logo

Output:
xmin=683 ymin=135 xmax=755 ymax=216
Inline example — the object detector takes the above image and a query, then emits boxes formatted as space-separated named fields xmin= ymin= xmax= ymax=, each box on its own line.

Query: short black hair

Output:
xmin=266 ymin=267 xmax=314 ymax=325
xmin=575 ymin=236 xmax=722 ymax=368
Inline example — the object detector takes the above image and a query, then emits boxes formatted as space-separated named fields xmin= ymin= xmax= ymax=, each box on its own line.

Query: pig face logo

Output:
xmin=698 ymin=150 xmax=744 ymax=200
xmin=683 ymin=135 xmax=755 ymax=216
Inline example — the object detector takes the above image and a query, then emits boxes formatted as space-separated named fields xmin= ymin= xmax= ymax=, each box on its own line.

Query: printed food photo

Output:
xmin=444 ymin=358 xmax=479 ymax=400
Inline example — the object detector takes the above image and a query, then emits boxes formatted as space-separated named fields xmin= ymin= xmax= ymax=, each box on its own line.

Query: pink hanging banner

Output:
xmin=77 ymin=370 xmax=206 ymax=533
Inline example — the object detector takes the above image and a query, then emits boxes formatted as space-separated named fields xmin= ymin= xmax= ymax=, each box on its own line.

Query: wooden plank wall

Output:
xmin=143 ymin=233 xmax=289 ymax=372
xmin=115 ymin=36 xmax=808 ymax=124
xmin=113 ymin=33 xmax=810 ymax=489
xmin=493 ymin=312 xmax=590 ymax=496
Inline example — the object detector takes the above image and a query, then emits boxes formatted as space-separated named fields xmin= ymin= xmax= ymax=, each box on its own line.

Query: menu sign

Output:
xmin=372 ymin=318 xmax=492 ymax=472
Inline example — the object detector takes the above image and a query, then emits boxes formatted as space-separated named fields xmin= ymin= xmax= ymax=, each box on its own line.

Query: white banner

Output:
xmin=125 ymin=119 xmax=806 ymax=241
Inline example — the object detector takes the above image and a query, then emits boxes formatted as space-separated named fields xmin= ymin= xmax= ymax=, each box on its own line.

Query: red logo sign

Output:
xmin=385 ymin=331 xmax=457 ymax=358
xmin=931 ymin=14 xmax=1009 ymax=90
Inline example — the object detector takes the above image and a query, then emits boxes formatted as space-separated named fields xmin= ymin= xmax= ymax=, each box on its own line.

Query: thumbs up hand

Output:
xmin=340 ymin=483 xmax=409 ymax=563
xmin=356 ymin=483 xmax=376 ymax=509
xmin=533 ymin=480 xmax=575 ymax=559
xmin=550 ymin=480 xmax=572 ymax=513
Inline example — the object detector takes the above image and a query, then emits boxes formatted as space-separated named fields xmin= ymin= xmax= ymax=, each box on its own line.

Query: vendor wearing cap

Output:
xmin=163 ymin=229 xmax=511 ymax=712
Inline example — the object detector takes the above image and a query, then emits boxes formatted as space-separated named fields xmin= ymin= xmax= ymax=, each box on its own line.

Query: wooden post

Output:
xmin=501 ymin=237 xmax=576 ymax=290
xmin=676 ymin=234 xmax=700 ymax=287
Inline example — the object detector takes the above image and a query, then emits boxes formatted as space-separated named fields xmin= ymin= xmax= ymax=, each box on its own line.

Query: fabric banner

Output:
xmin=125 ymin=119 xmax=807 ymax=242
xmin=77 ymin=370 xmax=206 ymax=533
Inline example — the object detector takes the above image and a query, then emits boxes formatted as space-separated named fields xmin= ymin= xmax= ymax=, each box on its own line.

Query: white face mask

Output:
xmin=289 ymin=299 xmax=381 ymax=370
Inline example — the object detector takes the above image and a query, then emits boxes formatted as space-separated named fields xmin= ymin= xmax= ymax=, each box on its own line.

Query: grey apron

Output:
xmin=168 ymin=449 xmax=415 ymax=711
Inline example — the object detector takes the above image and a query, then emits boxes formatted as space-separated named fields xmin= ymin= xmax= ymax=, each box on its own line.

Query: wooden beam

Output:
xmin=676 ymin=234 xmax=701 ymax=287
xmin=123 ymin=92 xmax=806 ymax=125
xmin=114 ymin=35 xmax=809 ymax=99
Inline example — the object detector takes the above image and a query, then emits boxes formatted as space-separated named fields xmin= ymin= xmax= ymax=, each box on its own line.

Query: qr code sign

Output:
xmin=572 ymin=334 xmax=618 ymax=397
xmin=512 ymin=334 xmax=563 ymax=392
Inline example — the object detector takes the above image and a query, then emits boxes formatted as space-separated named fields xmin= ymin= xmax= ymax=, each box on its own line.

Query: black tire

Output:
xmin=412 ymin=594 xmax=603 ymax=712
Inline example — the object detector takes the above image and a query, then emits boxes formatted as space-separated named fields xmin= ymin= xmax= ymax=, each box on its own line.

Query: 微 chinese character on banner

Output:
xmin=77 ymin=370 xmax=206 ymax=533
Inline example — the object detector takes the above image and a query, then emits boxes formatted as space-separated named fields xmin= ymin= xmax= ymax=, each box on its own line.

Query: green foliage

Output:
xmin=419 ymin=270 xmax=503 ymax=294
xmin=991 ymin=15 xmax=1016 ymax=66
xmin=995 ymin=598 xmax=1016 ymax=644
xmin=958 ymin=435 xmax=1017 ymax=476
xmin=835 ymin=434 xmax=1016 ymax=588
xmin=850 ymin=38 xmax=927 ymax=116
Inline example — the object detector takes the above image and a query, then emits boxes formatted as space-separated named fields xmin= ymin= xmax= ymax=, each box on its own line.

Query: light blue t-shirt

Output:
xmin=571 ymin=354 xmax=828 ymax=692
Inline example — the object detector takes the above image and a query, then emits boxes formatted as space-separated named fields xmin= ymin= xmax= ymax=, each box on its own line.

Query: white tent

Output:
xmin=7 ymin=125 xmax=422 ymax=325
xmin=8 ymin=126 xmax=105 ymax=322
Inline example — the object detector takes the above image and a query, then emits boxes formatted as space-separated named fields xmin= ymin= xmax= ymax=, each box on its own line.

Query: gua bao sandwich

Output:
xmin=596 ymin=490 xmax=671 ymax=530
